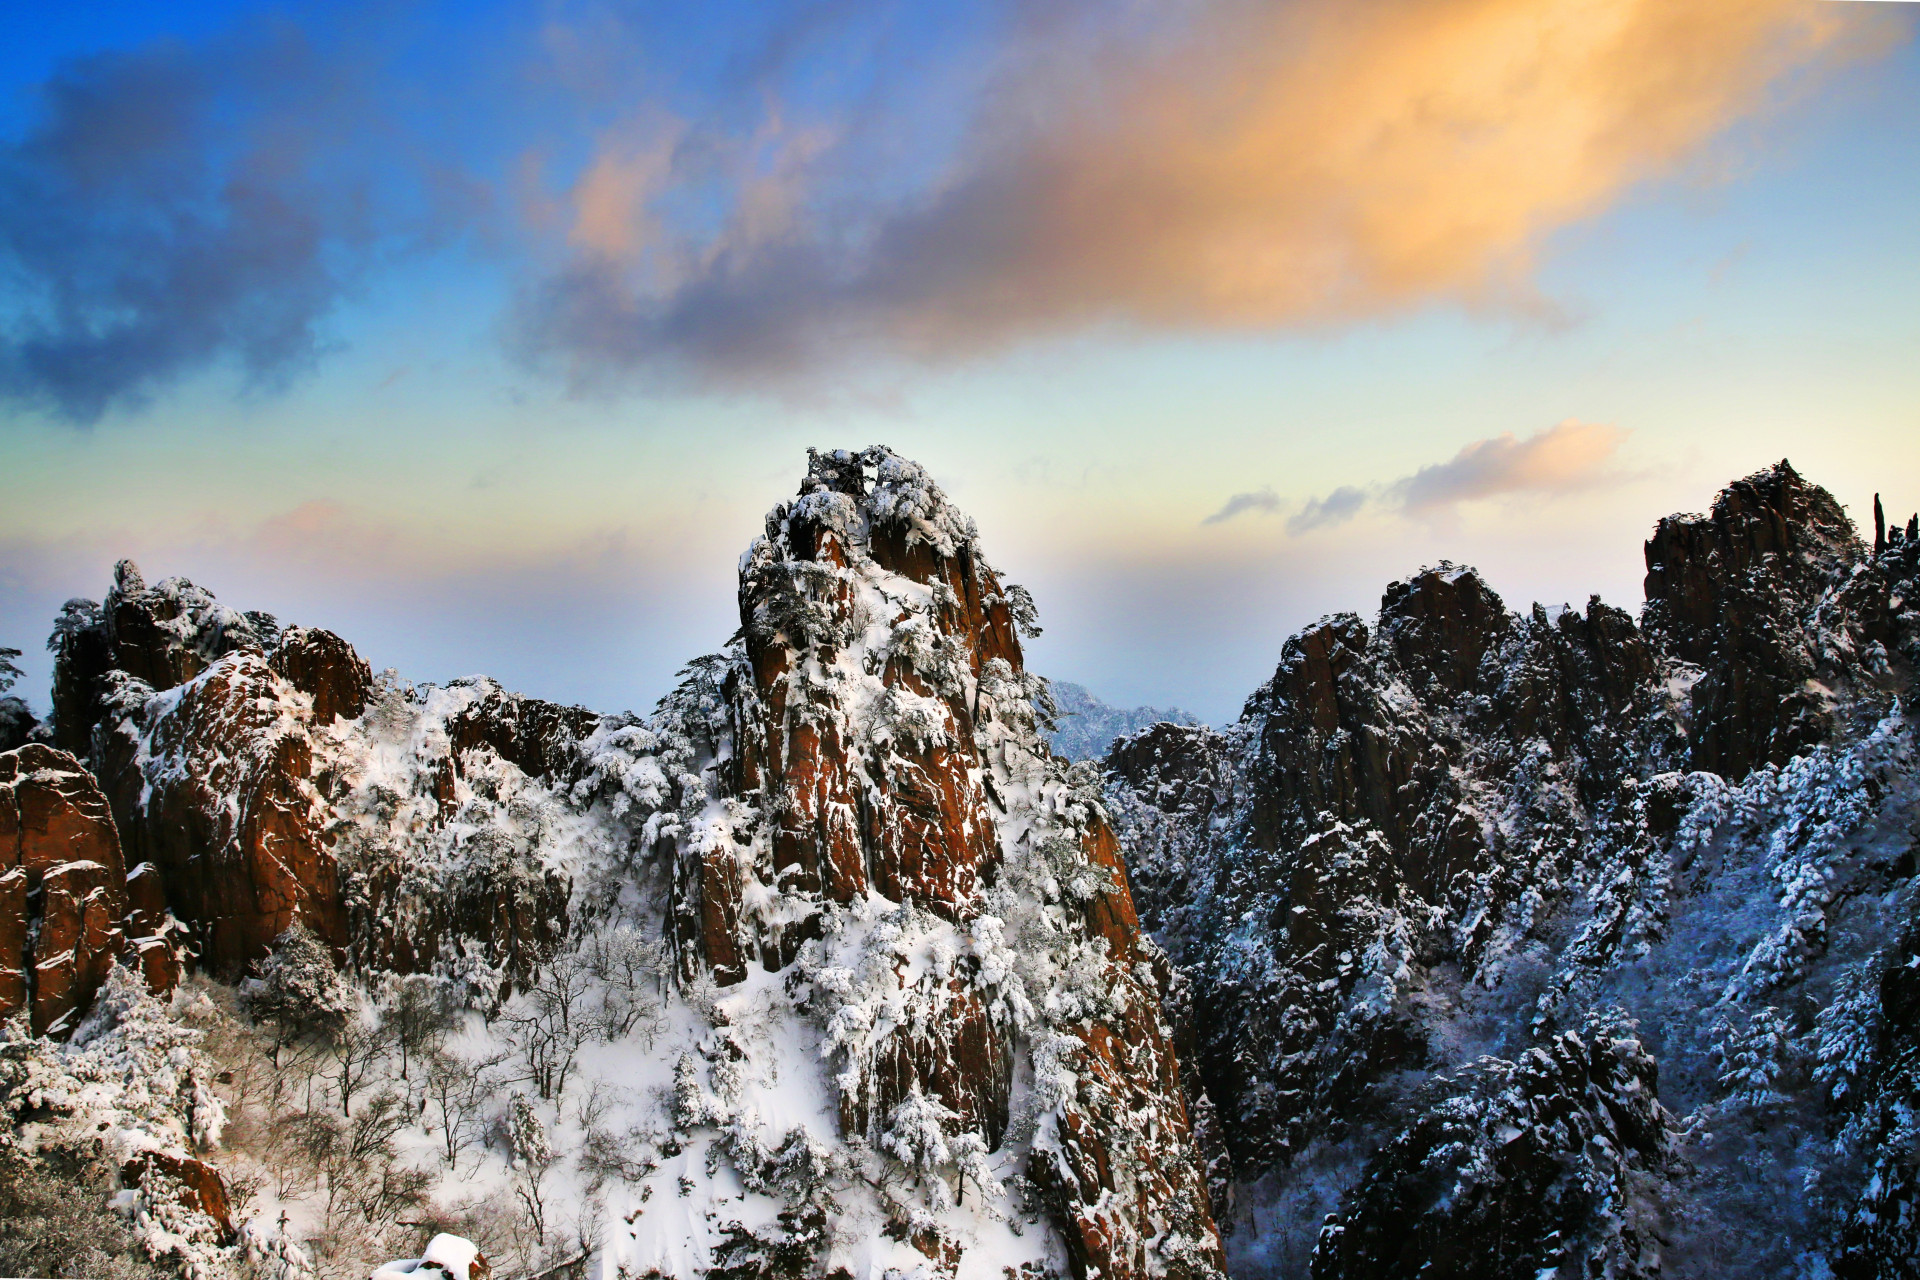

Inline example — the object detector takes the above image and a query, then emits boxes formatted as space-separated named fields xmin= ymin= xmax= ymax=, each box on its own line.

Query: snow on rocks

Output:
xmin=648 ymin=446 xmax=1222 ymax=1278
xmin=4 ymin=447 xmax=1220 ymax=1280
xmin=371 ymin=1232 xmax=490 ymax=1280
xmin=1107 ymin=460 xmax=1920 ymax=1278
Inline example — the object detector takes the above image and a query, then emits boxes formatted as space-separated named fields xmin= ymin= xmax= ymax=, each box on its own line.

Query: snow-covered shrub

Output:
xmin=507 ymin=1093 xmax=557 ymax=1240
xmin=240 ymin=927 xmax=355 ymax=1064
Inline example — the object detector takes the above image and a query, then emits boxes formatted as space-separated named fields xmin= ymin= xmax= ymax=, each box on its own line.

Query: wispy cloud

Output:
xmin=1288 ymin=419 xmax=1631 ymax=535
xmin=1203 ymin=487 xmax=1281 ymax=526
xmin=1286 ymin=486 xmax=1369 ymax=535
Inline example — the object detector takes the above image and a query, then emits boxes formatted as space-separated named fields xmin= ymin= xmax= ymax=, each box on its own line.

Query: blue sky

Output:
xmin=3 ymin=0 xmax=1917 ymax=723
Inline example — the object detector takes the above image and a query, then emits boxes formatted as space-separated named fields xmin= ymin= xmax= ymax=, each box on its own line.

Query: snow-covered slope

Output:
xmin=1105 ymin=462 xmax=1920 ymax=1278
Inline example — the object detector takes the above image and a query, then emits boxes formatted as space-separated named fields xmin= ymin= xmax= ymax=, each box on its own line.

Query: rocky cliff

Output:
xmin=5 ymin=446 xmax=1221 ymax=1280
xmin=16 ymin=450 xmax=1912 ymax=1280
xmin=0 ymin=742 xmax=177 ymax=1034
xmin=1106 ymin=461 xmax=1920 ymax=1277
xmin=646 ymin=447 xmax=1222 ymax=1277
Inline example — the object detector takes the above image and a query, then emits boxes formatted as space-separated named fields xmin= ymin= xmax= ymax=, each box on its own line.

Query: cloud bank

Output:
xmin=525 ymin=0 xmax=1885 ymax=386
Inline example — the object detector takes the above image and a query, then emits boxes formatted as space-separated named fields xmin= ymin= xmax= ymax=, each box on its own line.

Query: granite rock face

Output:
xmin=96 ymin=650 xmax=348 ymax=978
xmin=1108 ymin=461 xmax=1920 ymax=1277
xmin=268 ymin=626 xmax=373 ymax=725
xmin=50 ymin=561 xmax=279 ymax=760
xmin=659 ymin=447 xmax=1224 ymax=1279
xmin=52 ymin=565 xmax=591 ymax=988
xmin=1642 ymin=460 xmax=1886 ymax=778
xmin=0 ymin=744 xmax=176 ymax=1034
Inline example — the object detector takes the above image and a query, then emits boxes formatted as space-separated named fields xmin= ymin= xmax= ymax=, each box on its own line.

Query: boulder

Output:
xmin=121 ymin=1150 xmax=236 ymax=1245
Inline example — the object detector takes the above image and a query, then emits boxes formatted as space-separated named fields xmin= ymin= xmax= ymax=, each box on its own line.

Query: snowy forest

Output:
xmin=3 ymin=449 xmax=1919 ymax=1280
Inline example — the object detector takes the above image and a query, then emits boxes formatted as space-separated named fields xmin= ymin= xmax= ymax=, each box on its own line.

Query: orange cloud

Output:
xmin=523 ymin=0 xmax=1896 ymax=378
xmin=942 ymin=0 xmax=1881 ymax=336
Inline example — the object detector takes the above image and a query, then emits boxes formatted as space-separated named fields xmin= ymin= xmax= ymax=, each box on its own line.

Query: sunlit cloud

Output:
xmin=1393 ymin=419 xmax=1630 ymax=512
xmin=524 ymin=0 xmax=1893 ymax=385
xmin=0 ymin=0 xmax=1895 ymax=418
xmin=1288 ymin=419 xmax=1631 ymax=535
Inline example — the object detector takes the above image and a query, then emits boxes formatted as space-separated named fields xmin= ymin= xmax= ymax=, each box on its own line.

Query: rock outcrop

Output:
xmin=0 ymin=744 xmax=175 ymax=1034
xmin=121 ymin=1150 xmax=237 ymax=1245
xmin=1107 ymin=461 xmax=1920 ymax=1277
xmin=269 ymin=626 xmax=373 ymax=725
xmin=49 ymin=562 xmax=589 ymax=987
xmin=50 ymin=562 xmax=280 ymax=760
xmin=659 ymin=448 xmax=1223 ymax=1278
xmin=97 ymin=650 xmax=349 ymax=978
xmin=1642 ymin=460 xmax=1887 ymax=777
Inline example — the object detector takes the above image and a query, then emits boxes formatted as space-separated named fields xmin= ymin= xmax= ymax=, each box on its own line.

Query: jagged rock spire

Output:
xmin=666 ymin=445 xmax=1224 ymax=1278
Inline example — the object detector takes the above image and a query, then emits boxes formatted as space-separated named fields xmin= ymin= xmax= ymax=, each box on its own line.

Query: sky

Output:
xmin=2 ymin=0 xmax=1917 ymax=724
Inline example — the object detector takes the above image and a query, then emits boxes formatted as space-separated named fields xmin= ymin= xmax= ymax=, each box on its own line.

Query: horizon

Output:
xmin=3 ymin=447 xmax=1900 ymax=728
xmin=4 ymin=0 xmax=1918 ymax=724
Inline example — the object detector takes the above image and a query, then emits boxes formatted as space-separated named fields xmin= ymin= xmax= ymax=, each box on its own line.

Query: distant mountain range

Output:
xmin=1046 ymin=681 xmax=1203 ymax=761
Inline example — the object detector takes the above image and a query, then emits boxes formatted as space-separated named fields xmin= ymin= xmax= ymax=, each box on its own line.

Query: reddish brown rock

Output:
xmin=97 ymin=652 xmax=346 ymax=978
xmin=1031 ymin=808 xmax=1225 ymax=1280
xmin=269 ymin=627 xmax=373 ymax=724
xmin=0 ymin=744 xmax=137 ymax=1034
xmin=123 ymin=1149 xmax=236 ymax=1244
xmin=676 ymin=448 xmax=1222 ymax=1278
xmin=49 ymin=562 xmax=277 ymax=766
xmin=1077 ymin=815 xmax=1145 ymax=964
xmin=1037 ymin=999 xmax=1225 ymax=1280
xmin=839 ymin=977 xmax=1016 ymax=1150
xmin=444 ymin=686 xmax=599 ymax=783
xmin=712 ymin=451 xmax=1005 ymax=974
